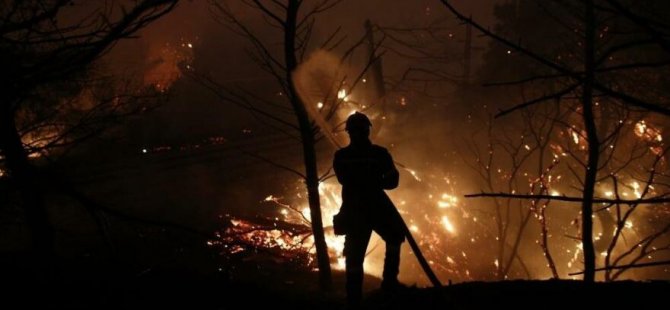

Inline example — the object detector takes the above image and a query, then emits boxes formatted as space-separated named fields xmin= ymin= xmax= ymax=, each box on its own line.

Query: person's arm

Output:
xmin=380 ymin=149 xmax=399 ymax=190
xmin=333 ymin=151 xmax=351 ymax=186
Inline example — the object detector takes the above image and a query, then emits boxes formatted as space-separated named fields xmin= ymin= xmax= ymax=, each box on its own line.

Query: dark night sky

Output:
xmin=106 ymin=0 xmax=501 ymax=145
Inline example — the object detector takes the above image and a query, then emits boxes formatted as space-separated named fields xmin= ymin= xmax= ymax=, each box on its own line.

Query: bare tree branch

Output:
xmin=465 ymin=192 xmax=670 ymax=205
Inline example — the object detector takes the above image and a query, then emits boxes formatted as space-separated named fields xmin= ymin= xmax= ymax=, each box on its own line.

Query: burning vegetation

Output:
xmin=2 ymin=4 xmax=670 ymax=308
xmin=203 ymin=102 xmax=669 ymax=285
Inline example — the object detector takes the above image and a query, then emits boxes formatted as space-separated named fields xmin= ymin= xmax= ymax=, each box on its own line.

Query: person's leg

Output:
xmin=374 ymin=217 xmax=405 ymax=290
xmin=344 ymin=229 xmax=372 ymax=306
xmin=381 ymin=241 xmax=402 ymax=288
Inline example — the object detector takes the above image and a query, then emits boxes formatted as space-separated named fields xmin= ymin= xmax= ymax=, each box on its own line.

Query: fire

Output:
xmin=208 ymin=167 xmax=474 ymax=283
xmin=634 ymin=120 xmax=664 ymax=154
xmin=437 ymin=193 xmax=458 ymax=208
xmin=625 ymin=220 xmax=633 ymax=229
xmin=567 ymin=127 xmax=587 ymax=149
xmin=203 ymin=106 xmax=667 ymax=284
xmin=571 ymin=130 xmax=580 ymax=145
xmin=210 ymin=180 xmax=347 ymax=270
xmin=441 ymin=215 xmax=456 ymax=234
xmin=631 ymin=182 xmax=642 ymax=199
xmin=634 ymin=120 xmax=663 ymax=142
xmin=337 ymin=89 xmax=350 ymax=102
xmin=209 ymin=215 xmax=314 ymax=266
xmin=404 ymin=168 xmax=422 ymax=182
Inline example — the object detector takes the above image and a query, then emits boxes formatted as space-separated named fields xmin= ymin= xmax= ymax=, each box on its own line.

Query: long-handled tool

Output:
xmin=396 ymin=210 xmax=442 ymax=287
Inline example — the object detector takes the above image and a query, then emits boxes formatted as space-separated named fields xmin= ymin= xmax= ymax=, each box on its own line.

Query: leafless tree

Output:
xmin=465 ymin=100 xmax=575 ymax=279
xmin=192 ymin=0 xmax=386 ymax=290
xmin=441 ymin=0 xmax=670 ymax=282
xmin=0 ymin=0 xmax=178 ymax=263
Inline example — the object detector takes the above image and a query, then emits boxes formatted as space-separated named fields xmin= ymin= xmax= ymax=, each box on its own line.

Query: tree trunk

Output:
xmin=581 ymin=0 xmax=598 ymax=282
xmin=284 ymin=0 xmax=332 ymax=290
xmin=303 ymin=138 xmax=332 ymax=290
xmin=539 ymin=204 xmax=559 ymax=278
xmin=537 ymin=146 xmax=559 ymax=278
xmin=0 ymin=104 xmax=54 ymax=258
xmin=496 ymin=202 xmax=505 ymax=279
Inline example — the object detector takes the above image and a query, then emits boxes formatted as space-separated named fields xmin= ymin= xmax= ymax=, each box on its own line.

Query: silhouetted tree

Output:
xmin=442 ymin=0 xmax=670 ymax=282
xmin=194 ymin=0 xmax=387 ymax=290
xmin=0 ymin=0 xmax=178 ymax=264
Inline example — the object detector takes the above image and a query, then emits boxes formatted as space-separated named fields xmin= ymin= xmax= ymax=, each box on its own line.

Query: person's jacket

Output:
xmin=333 ymin=142 xmax=402 ymax=234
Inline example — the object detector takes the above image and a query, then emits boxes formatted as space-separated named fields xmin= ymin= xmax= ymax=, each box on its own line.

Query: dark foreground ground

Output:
xmin=3 ymin=251 xmax=668 ymax=310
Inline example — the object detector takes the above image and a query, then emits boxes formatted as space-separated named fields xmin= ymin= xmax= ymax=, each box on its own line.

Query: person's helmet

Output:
xmin=345 ymin=112 xmax=372 ymax=132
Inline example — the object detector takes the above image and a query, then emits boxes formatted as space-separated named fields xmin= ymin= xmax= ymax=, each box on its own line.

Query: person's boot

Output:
xmin=381 ymin=278 xmax=409 ymax=292
xmin=346 ymin=263 xmax=364 ymax=309
xmin=381 ymin=243 xmax=408 ymax=292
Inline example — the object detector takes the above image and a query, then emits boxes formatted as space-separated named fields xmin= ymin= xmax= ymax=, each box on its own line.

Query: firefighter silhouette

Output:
xmin=333 ymin=112 xmax=406 ymax=306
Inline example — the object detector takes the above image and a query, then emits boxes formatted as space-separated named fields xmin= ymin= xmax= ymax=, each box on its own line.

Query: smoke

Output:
xmin=143 ymin=38 xmax=195 ymax=92
xmin=293 ymin=49 xmax=349 ymax=149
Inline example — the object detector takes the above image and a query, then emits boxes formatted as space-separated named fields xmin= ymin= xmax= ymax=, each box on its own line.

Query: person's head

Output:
xmin=345 ymin=112 xmax=371 ymax=145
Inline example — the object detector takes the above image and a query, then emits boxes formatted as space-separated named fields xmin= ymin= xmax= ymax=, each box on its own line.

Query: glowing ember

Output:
xmin=404 ymin=168 xmax=422 ymax=182
xmin=437 ymin=193 xmax=458 ymax=208
xmin=337 ymin=89 xmax=348 ymax=100
xmin=441 ymin=215 xmax=456 ymax=234
xmin=203 ymin=104 xmax=669 ymax=284
xmin=634 ymin=120 xmax=664 ymax=154
xmin=210 ymin=181 xmax=348 ymax=270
